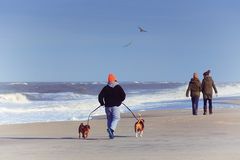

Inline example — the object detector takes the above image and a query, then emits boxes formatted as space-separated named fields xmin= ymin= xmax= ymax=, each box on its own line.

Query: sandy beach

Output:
xmin=0 ymin=104 xmax=240 ymax=160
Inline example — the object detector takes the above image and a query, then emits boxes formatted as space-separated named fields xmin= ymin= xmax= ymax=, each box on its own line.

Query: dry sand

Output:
xmin=0 ymin=106 xmax=240 ymax=160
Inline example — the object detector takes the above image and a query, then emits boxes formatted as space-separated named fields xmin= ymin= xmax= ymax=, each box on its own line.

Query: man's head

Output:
xmin=193 ymin=72 xmax=198 ymax=79
xmin=203 ymin=70 xmax=211 ymax=77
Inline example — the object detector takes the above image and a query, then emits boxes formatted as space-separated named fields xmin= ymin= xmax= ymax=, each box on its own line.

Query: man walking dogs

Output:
xmin=186 ymin=73 xmax=202 ymax=115
xmin=201 ymin=70 xmax=218 ymax=115
xmin=98 ymin=73 xmax=126 ymax=139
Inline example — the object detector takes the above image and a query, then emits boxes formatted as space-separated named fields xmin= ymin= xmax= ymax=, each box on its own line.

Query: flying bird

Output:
xmin=123 ymin=41 xmax=132 ymax=47
xmin=138 ymin=26 xmax=147 ymax=32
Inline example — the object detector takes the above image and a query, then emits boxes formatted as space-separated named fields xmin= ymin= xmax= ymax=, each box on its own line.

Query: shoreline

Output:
xmin=1 ymin=98 xmax=240 ymax=126
xmin=1 ymin=101 xmax=240 ymax=127
xmin=0 ymin=107 xmax=239 ymax=136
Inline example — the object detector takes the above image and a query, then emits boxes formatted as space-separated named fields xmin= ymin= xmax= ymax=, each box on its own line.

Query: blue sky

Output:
xmin=0 ymin=0 xmax=240 ymax=82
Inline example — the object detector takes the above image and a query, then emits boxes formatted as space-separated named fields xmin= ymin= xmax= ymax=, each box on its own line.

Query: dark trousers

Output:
xmin=191 ymin=97 xmax=199 ymax=115
xmin=203 ymin=98 xmax=213 ymax=114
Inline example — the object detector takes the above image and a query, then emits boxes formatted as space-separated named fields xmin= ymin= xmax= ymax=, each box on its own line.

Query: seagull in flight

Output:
xmin=138 ymin=26 xmax=147 ymax=32
xmin=123 ymin=41 xmax=132 ymax=47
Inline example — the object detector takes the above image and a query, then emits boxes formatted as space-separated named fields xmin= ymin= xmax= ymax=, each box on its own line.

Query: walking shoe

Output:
xmin=107 ymin=128 xmax=114 ymax=139
xmin=203 ymin=112 xmax=207 ymax=115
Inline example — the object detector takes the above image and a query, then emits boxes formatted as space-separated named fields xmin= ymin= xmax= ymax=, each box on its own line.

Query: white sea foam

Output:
xmin=125 ymin=83 xmax=240 ymax=110
xmin=9 ymin=82 xmax=28 ymax=85
xmin=217 ymin=82 xmax=240 ymax=97
xmin=24 ymin=92 xmax=95 ymax=101
xmin=0 ymin=93 xmax=30 ymax=104
xmin=0 ymin=82 xmax=240 ymax=124
xmin=126 ymin=85 xmax=188 ymax=106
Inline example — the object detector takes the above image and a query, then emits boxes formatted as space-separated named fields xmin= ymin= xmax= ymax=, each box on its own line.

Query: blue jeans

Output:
xmin=191 ymin=97 xmax=199 ymax=115
xmin=204 ymin=98 xmax=213 ymax=114
xmin=105 ymin=106 xmax=120 ymax=131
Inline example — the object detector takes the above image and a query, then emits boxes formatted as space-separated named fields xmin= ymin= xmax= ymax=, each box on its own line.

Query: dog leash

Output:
xmin=87 ymin=105 xmax=102 ymax=125
xmin=122 ymin=103 xmax=138 ymax=121
xmin=87 ymin=104 xmax=138 ymax=125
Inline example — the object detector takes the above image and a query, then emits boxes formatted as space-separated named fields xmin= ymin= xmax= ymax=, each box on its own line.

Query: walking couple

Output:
xmin=186 ymin=70 xmax=218 ymax=115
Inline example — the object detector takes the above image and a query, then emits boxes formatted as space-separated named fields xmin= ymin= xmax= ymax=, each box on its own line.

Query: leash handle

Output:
xmin=122 ymin=103 xmax=138 ymax=121
xmin=87 ymin=105 xmax=102 ymax=125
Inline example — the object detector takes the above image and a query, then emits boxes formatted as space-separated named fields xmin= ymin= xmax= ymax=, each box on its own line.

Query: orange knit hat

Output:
xmin=108 ymin=73 xmax=117 ymax=83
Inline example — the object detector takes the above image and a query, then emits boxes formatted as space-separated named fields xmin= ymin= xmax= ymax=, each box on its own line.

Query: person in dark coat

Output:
xmin=98 ymin=73 xmax=126 ymax=139
xmin=201 ymin=70 xmax=218 ymax=115
xmin=186 ymin=72 xmax=202 ymax=115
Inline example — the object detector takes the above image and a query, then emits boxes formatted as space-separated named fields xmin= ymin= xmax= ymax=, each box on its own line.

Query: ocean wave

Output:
xmin=217 ymin=82 xmax=240 ymax=97
xmin=0 ymin=93 xmax=30 ymax=104
xmin=0 ymin=101 xmax=103 ymax=124
xmin=126 ymin=82 xmax=240 ymax=107
xmin=1 ymin=82 xmax=240 ymax=104
xmin=126 ymin=85 xmax=188 ymax=107
xmin=9 ymin=82 xmax=28 ymax=86
xmin=0 ymin=82 xmax=240 ymax=124
xmin=24 ymin=92 xmax=96 ymax=101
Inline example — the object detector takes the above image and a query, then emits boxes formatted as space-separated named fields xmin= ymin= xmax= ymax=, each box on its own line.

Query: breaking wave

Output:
xmin=0 ymin=82 xmax=240 ymax=124
xmin=0 ymin=93 xmax=30 ymax=104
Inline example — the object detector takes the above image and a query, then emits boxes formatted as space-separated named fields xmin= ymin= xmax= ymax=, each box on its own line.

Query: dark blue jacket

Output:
xmin=98 ymin=84 xmax=126 ymax=107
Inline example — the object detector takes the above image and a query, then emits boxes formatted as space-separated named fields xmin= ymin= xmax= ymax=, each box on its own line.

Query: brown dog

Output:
xmin=134 ymin=114 xmax=144 ymax=137
xmin=78 ymin=123 xmax=90 ymax=139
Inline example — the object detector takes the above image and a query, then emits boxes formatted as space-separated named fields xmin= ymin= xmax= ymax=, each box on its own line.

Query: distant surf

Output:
xmin=0 ymin=82 xmax=239 ymax=124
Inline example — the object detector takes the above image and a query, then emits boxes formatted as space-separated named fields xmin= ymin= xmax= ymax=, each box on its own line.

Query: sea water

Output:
xmin=0 ymin=82 xmax=240 ymax=124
